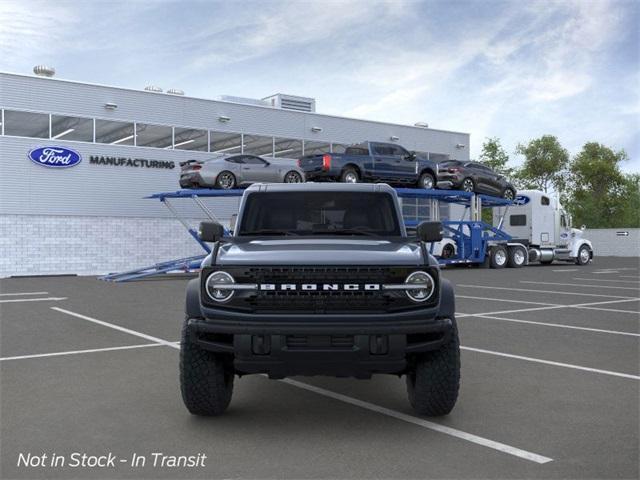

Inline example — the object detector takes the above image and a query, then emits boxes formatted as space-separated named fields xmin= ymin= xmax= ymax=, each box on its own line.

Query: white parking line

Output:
xmin=457 ymin=295 xmax=562 ymax=307
xmin=620 ymin=275 xmax=640 ymax=279
xmin=458 ymin=298 xmax=640 ymax=318
xmin=456 ymin=284 xmax=636 ymax=299
xmin=461 ymin=347 xmax=640 ymax=380
xmin=280 ymin=378 xmax=553 ymax=464
xmin=51 ymin=307 xmax=179 ymax=348
xmin=552 ymin=269 xmax=579 ymax=272
xmin=0 ymin=297 xmax=67 ymax=304
xmin=0 ymin=343 xmax=164 ymax=362
xmin=577 ymin=306 xmax=640 ymax=315
xmin=520 ymin=281 xmax=639 ymax=291
xmin=573 ymin=278 xmax=640 ymax=284
xmin=0 ymin=291 xmax=49 ymax=296
xmin=460 ymin=315 xmax=640 ymax=337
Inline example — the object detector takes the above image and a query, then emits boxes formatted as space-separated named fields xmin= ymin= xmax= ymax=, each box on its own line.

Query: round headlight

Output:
xmin=405 ymin=271 xmax=435 ymax=302
xmin=205 ymin=271 xmax=235 ymax=302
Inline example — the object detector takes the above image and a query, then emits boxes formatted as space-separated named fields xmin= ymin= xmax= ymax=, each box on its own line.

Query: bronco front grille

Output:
xmin=201 ymin=265 xmax=438 ymax=314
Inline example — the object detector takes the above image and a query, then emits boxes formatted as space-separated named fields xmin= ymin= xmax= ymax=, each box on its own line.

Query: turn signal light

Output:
xmin=322 ymin=154 xmax=331 ymax=171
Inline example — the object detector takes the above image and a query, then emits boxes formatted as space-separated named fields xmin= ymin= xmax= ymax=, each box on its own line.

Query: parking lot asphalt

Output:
xmin=1 ymin=257 xmax=638 ymax=479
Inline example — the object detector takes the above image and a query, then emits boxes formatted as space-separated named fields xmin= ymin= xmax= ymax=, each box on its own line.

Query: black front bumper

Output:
xmin=187 ymin=315 xmax=453 ymax=378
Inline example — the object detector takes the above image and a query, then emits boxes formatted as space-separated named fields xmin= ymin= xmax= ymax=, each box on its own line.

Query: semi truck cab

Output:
xmin=494 ymin=190 xmax=593 ymax=265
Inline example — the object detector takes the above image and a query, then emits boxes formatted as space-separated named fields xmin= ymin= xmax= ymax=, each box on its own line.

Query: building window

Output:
xmin=173 ymin=127 xmax=208 ymax=151
xmin=135 ymin=123 xmax=173 ymax=149
xmin=95 ymin=119 xmax=135 ymax=145
xmin=3 ymin=110 xmax=49 ymax=138
xmin=429 ymin=153 xmax=450 ymax=162
xmin=243 ymin=134 xmax=274 ymax=156
xmin=303 ymin=140 xmax=331 ymax=156
xmin=273 ymin=137 xmax=303 ymax=159
xmin=210 ymin=131 xmax=243 ymax=154
xmin=51 ymin=114 xmax=93 ymax=142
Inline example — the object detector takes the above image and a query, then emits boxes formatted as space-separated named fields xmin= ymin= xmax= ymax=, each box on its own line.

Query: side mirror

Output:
xmin=416 ymin=221 xmax=443 ymax=242
xmin=229 ymin=214 xmax=238 ymax=233
xmin=198 ymin=221 xmax=225 ymax=242
xmin=405 ymin=151 xmax=417 ymax=161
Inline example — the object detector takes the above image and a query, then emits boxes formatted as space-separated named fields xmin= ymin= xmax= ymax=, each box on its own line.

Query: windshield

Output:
xmin=238 ymin=192 xmax=401 ymax=236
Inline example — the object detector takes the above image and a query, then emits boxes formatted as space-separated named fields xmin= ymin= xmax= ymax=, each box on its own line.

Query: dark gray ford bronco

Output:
xmin=181 ymin=183 xmax=460 ymax=416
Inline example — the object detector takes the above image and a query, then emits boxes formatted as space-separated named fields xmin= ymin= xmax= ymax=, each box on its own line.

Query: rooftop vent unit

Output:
xmin=414 ymin=122 xmax=429 ymax=128
xmin=33 ymin=65 xmax=55 ymax=77
xmin=144 ymin=85 xmax=163 ymax=92
xmin=263 ymin=93 xmax=316 ymax=113
xmin=167 ymin=88 xmax=185 ymax=96
xmin=217 ymin=95 xmax=270 ymax=107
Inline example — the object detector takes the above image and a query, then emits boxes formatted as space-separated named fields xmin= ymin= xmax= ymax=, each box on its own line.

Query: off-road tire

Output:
xmin=340 ymin=168 xmax=359 ymax=183
xmin=507 ymin=245 xmax=526 ymax=268
xmin=406 ymin=322 xmax=460 ymax=416
xmin=490 ymin=245 xmax=508 ymax=269
xmin=441 ymin=243 xmax=455 ymax=259
xmin=418 ymin=172 xmax=436 ymax=190
xmin=180 ymin=319 xmax=234 ymax=416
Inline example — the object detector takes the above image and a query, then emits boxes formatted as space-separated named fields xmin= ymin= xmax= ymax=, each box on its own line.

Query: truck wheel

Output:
xmin=180 ymin=319 xmax=234 ymax=416
xmin=507 ymin=245 xmax=526 ymax=268
xmin=490 ymin=245 xmax=508 ymax=268
xmin=341 ymin=168 xmax=359 ymax=183
xmin=216 ymin=171 xmax=236 ymax=189
xmin=503 ymin=188 xmax=516 ymax=201
xmin=418 ymin=172 xmax=435 ymax=190
xmin=575 ymin=245 xmax=591 ymax=265
xmin=406 ymin=322 xmax=460 ymax=416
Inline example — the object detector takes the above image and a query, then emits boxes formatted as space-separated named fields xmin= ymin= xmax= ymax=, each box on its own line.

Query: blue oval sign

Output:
xmin=28 ymin=146 xmax=82 ymax=168
xmin=513 ymin=195 xmax=530 ymax=206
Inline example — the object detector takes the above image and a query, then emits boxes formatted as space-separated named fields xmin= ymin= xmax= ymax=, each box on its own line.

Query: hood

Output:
xmin=217 ymin=238 xmax=423 ymax=265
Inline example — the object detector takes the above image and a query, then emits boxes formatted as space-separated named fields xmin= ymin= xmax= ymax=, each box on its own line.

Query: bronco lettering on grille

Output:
xmin=259 ymin=284 xmax=381 ymax=291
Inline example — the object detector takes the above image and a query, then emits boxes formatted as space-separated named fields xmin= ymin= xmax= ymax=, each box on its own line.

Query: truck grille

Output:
xmin=202 ymin=266 xmax=438 ymax=314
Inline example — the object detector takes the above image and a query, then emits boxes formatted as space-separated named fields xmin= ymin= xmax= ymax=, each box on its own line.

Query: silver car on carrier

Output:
xmin=179 ymin=154 xmax=305 ymax=189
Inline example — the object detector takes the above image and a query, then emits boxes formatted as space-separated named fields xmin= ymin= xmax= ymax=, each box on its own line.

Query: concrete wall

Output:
xmin=585 ymin=228 xmax=640 ymax=257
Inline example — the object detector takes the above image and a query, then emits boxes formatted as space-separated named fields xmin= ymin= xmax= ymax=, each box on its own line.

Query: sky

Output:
xmin=1 ymin=0 xmax=638 ymax=172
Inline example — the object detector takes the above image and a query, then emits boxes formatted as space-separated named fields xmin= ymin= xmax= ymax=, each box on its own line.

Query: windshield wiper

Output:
xmin=241 ymin=229 xmax=300 ymax=236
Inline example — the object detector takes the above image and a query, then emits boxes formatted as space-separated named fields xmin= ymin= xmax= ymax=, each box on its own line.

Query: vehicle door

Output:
xmin=558 ymin=210 xmax=571 ymax=247
xmin=370 ymin=143 xmax=402 ymax=181
xmin=467 ymin=163 xmax=492 ymax=194
xmin=388 ymin=144 xmax=417 ymax=183
xmin=238 ymin=155 xmax=274 ymax=185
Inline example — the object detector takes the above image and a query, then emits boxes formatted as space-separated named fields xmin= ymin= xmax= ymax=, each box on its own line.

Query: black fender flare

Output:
xmin=437 ymin=278 xmax=456 ymax=323
xmin=185 ymin=278 xmax=203 ymax=319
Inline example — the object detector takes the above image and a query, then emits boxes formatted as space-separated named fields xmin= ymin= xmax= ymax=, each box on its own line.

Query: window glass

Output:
xmin=303 ymin=141 xmax=331 ymax=155
xmin=390 ymin=145 xmax=410 ymax=157
xmin=51 ymin=115 xmax=93 ymax=142
xmin=238 ymin=192 xmax=401 ymax=236
xmin=243 ymin=155 xmax=267 ymax=165
xmin=331 ymin=143 xmax=348 ymax=154
xmin=95 ymin=119 xmax=135 ymax=145
xmin=273 ymin=137 xmax=303 ymax=158
xmin=136 ymin=123 xmax=172 ymax=148
xmin=210 ymin=131 xmax=243 ymax=154
xmin=510 ymin=214 xmax=527 ymax=226
xmin=173 ymin=127 xmax=208 ymax=151
xmin=541 ymin=196 xmax=550 ymax=206
xmin=225 ymin=156 xmax=244 ymax=164
xmin=561 ymin=215 xmax=567 ymax=227
xmin=4 ymin=110 xmax=49 ymax=138
xmin=244 ymin=134 xmax=274 ymax=156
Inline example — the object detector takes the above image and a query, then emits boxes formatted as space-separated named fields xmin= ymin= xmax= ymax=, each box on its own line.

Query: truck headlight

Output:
xmin=405 ymin=271 xmax=435 ymax=302
xmin=205 ymin=271 xmax=235 ymax=302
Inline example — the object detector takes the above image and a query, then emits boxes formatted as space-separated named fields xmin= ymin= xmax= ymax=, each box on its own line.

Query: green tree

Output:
xmin=515 ymin=135 xmax=569 ymax=193
xmin=564 ymin=142 xmax=638 ymax=228
xmin=479 ymin=137 xmax=513 ymax=177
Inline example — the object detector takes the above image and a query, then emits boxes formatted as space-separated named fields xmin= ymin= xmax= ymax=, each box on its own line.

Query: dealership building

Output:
xmin=0 ymin=69 xmax=470 ymax=278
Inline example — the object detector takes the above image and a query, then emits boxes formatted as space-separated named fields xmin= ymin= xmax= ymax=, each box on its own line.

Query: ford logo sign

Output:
xmin=28 ymin=146 xmax=82 ymax=168
xmin=513 ymin=195 xmax=530 ymax=206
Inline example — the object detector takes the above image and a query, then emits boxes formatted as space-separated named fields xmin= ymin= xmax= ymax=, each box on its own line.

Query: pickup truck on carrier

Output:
xmin=181 ymin=183 xmax=460 ymax=416
xmin=298 ymin=141 xmax=441 ymax=189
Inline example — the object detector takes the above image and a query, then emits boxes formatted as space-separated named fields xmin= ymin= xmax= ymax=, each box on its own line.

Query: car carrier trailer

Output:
xmin=100 ymin=186 xmax=593 ymax=282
